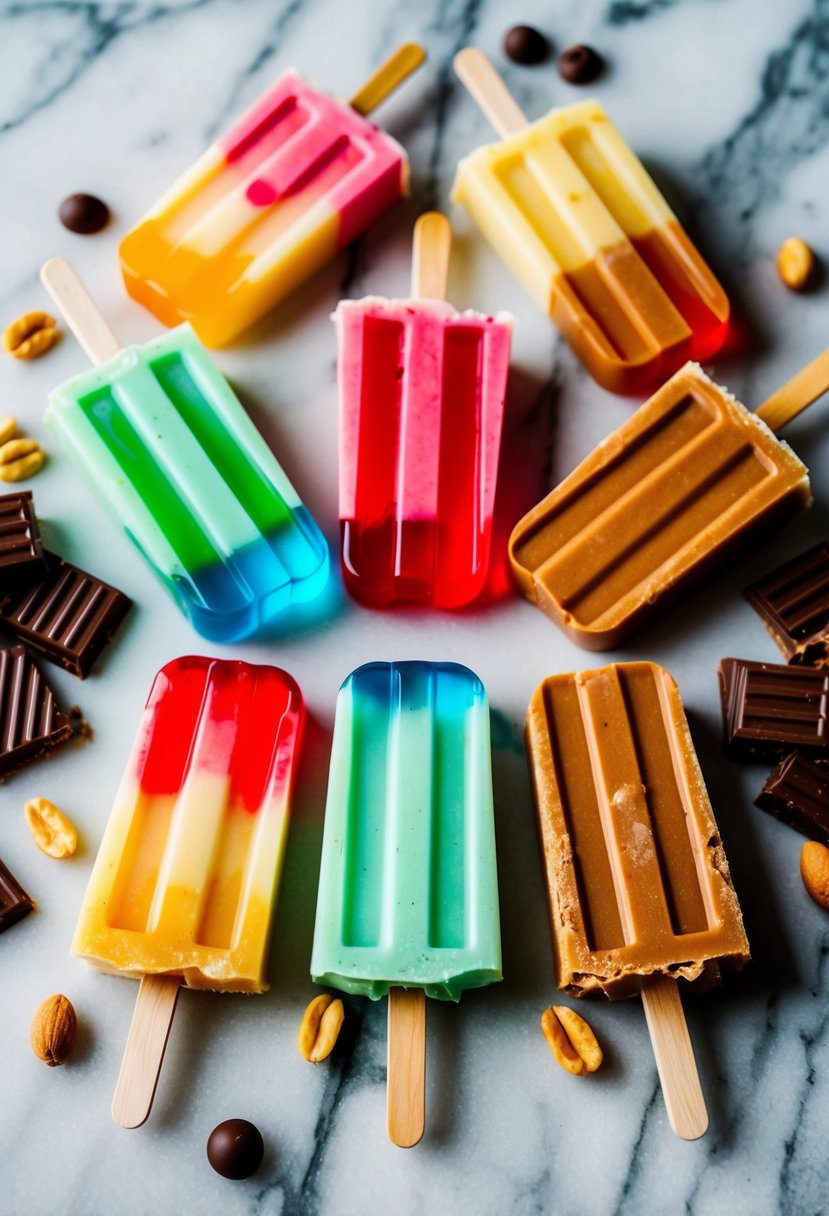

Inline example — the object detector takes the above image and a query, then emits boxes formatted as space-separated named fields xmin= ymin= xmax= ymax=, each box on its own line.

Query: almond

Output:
xmin=541 ymin=1004 xmax=603 ymax=1075
xmin=30 ymin=994 xmax=77 ymax=1066
xmin=801 ymin=841 xmax=829 ymax=910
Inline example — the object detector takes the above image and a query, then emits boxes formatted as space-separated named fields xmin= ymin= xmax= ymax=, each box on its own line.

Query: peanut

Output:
xmin=0 ymin=415 xmax=17 ymax=445
xmin=801 ymin=841 xmax=829 ymax=910
xmin=30 ymin=994 xmax=77 ymax=1066
xmin=541 ymin=1004 xmax=603 ymax=1075
xmin=24 ymin=797 xmax=78 ymax=859
xmin=3 ymin=311 xmax=58 ymax=360
xmin=298 ymin=993 xmax=345 ymax=1063
xmin=777 ymin=237 xmax=817 ymax=291
xmin=0 ymin=437 xmax=44 ymax=482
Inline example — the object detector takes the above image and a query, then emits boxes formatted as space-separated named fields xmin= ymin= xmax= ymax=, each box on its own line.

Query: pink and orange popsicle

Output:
xmin=119 ymin=46 xmax=424 ymax=347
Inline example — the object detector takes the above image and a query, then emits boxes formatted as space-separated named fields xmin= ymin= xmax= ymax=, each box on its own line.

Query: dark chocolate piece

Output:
xmin=558 ymin=44 xmax=604 ymax=85
xmin=207 ymin=1119 xmax=264 ymax=1179
xmin=0 ymin=859 xmax=34 ymax=932
xmin=0 ymin=491 xmax=47 ymax=588
xmin=58 ymin=193 xmax=110 ymax=234
xmin=0 ymin=645 xmax=73 ymax=776
xmin=745 ymin=542 xmax=829 ymax=666
xmin=503 ymin=25 xmax=551 ymax=65
xmin=0 ymin=551 xmax=131 ymax=678
xmin=755 ymin=751 xmax=829 ymax=843
xmin=719 ymin=657 xmax=829 ymax=762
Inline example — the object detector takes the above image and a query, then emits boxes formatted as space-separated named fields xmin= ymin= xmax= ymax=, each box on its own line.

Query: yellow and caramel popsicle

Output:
xmin=452 ymin=49 xmax=729 ymax=393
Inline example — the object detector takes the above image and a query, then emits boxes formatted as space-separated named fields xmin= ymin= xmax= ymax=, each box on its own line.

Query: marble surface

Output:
xmin=1 ymin=1 xmax=829 ymax=1213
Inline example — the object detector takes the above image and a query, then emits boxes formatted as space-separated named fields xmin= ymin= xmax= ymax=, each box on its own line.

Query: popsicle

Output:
xmin=335 ymin=212 xmax=512 ymax=607
xmin=41 ymin=259 xmax=328 ymax=642
xmin=119 ymin=45 xmax=425 ymax=348
xmin=452 ymin=49 xmax=729 ymax=393
xmin=311 ymin=661 xmax=501 ymax=1146
xmin=526 ymin=661 xmax=749 ymax=1139
xmin=508 ymin=353 xmax=829 ymax=650
xmin=73 ymin=655 xmax=304 ymax=1126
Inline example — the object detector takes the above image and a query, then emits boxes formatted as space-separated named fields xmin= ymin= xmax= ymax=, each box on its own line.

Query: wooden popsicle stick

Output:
xmin=755 ymin=347 xmax=829 ymax=432
xmin=411 ymin=211 xmax=451 ymax=300
xmin=349 ymin=42 xmax=426 ymax=116
xmin=112 ymin=974 xmax=182 ymax=1129
xmin=453 ymin=48 xmax=529 ymax=139
xmin=40 ymin=258 xmax=122 ymax=366
xmin=640 ymin=975 xmax=708 ymax=1141
xmin=387 ymin=986 xmax=426 ymax=1148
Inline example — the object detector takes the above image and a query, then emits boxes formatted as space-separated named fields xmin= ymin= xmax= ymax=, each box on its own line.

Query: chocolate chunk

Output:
xmin=755 ymin=751 xmax=829 ymax=843
xmin=58 ymin=193 xmax=110 ymax=235
xmin=207 ymin=1119 xmax=264 ymax=1179
xmin=0 ymin=551 xmax=131 ymax=678
xmin=558 ymin=44 xmax=604 ymax=84
xmin=503 ymin=25 xmax=551 ymax=65
xmin=719 ymin=657 xmax=829 ymax=762
xmin=0 ymin=491 xmax=47 ymax=589
xmin=0 ymin=858 xmax=34 ymax=932
xmin=0 ymin=645 xmax=73 ymax=777
xmin=745 ymin=542 xmax=829 ymax=666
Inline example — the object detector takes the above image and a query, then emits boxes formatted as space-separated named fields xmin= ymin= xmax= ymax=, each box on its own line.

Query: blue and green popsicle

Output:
xmin=311 ymin=660 xmax=502 ymax=999
xmin=42 ymin=261 xmax=328 ymax=643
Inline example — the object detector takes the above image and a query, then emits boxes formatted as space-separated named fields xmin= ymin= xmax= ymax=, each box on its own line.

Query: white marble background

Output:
xmin=1 ymin=1 xmax=829 ymax=1213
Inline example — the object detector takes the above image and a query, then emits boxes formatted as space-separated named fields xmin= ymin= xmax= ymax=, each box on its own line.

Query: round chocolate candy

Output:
xmin=503 ymin=25 xmax=551 ymax=65
xmin=58 ymin=193 xmax=110 ymax=235
xmin=558 ymin=44 xmax=605 ymax=85
xmin=206 ymin=1118 xmax=265 ymax=1180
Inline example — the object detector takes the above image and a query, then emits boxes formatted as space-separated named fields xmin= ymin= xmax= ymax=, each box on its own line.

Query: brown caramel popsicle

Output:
xmin=526 ymin=661 xmax=749 ymax=1139
xmin=510 ymin=351 xmax=829 ymax=650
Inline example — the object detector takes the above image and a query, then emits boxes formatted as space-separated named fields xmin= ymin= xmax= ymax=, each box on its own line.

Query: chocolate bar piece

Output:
xmin=0 ymin=491 xmax=46 ymax=588
xmin=0 ymin=552 xmax=131 ymax=678
xmin=755 ymin=751 xmax=829 ymax=843
xmin=0 ymin=645 xmax=73 ymax=776
xmin=0 ymin=858 xmax=34 ymax=932
xmin=719 ymin=657 xmax=829 ymax=762
xmin=745 ymin=542 xmax=829 ymax=666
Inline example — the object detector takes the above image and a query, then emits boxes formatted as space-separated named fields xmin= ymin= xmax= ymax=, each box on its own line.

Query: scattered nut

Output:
xmin=30 ymin=993 xmax=77 ymax=1066
xmin=0 ymin=437 xmax=44 ymax=482
xmin=298 ymin=993 xmax=345 ymax=1062
xmin=801 ymin=841 xmax=829 ymax=910
xmin=0 ymin=415 xmax=17 ymax=445
xmin=25 ymin=797 xmax=78 ymax=859
xmin=3 ymin=311 xmax=58 ymax=360
xmin=777 ymin=237 xmax=817 ymax=291
xmin=541 ymin=1004 xmax=603 ymax=1075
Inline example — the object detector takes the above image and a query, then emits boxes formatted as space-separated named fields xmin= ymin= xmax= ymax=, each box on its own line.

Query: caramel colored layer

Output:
xmin=526 ymin=662 xmax=749 ymax=999
xmin=509 ymin=363 xmax=811 ymax=650
xmin=551 ymin=224 xmax=729 ymax=395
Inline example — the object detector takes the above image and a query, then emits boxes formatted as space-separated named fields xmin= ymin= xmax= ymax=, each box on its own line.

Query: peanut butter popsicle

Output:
xmin=510 ymin=351 xmax=829 ymax=650
xmin=526 ymin=661 xmax=749 ymax=1139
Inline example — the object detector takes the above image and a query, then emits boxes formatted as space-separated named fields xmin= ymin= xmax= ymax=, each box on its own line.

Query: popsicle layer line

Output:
xmin=526 ymin=662 xmax=748 ymax=998
xmin=119 ymin=72 xmax=408 ymax=346
xmin=509 ymin=363 xmax=810 ymax=650
xmin=336 ymin=298 xmax=512 ymax=606
xmin=452 ymin=101 xmax=729 ymax=392
xmin=311 ymin=661 xmax=502 ymax=1000
xmin=73 ymin=656 xmax=303 ymax=992
xmin=46 ymin=325 xmax=329 ymax=641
